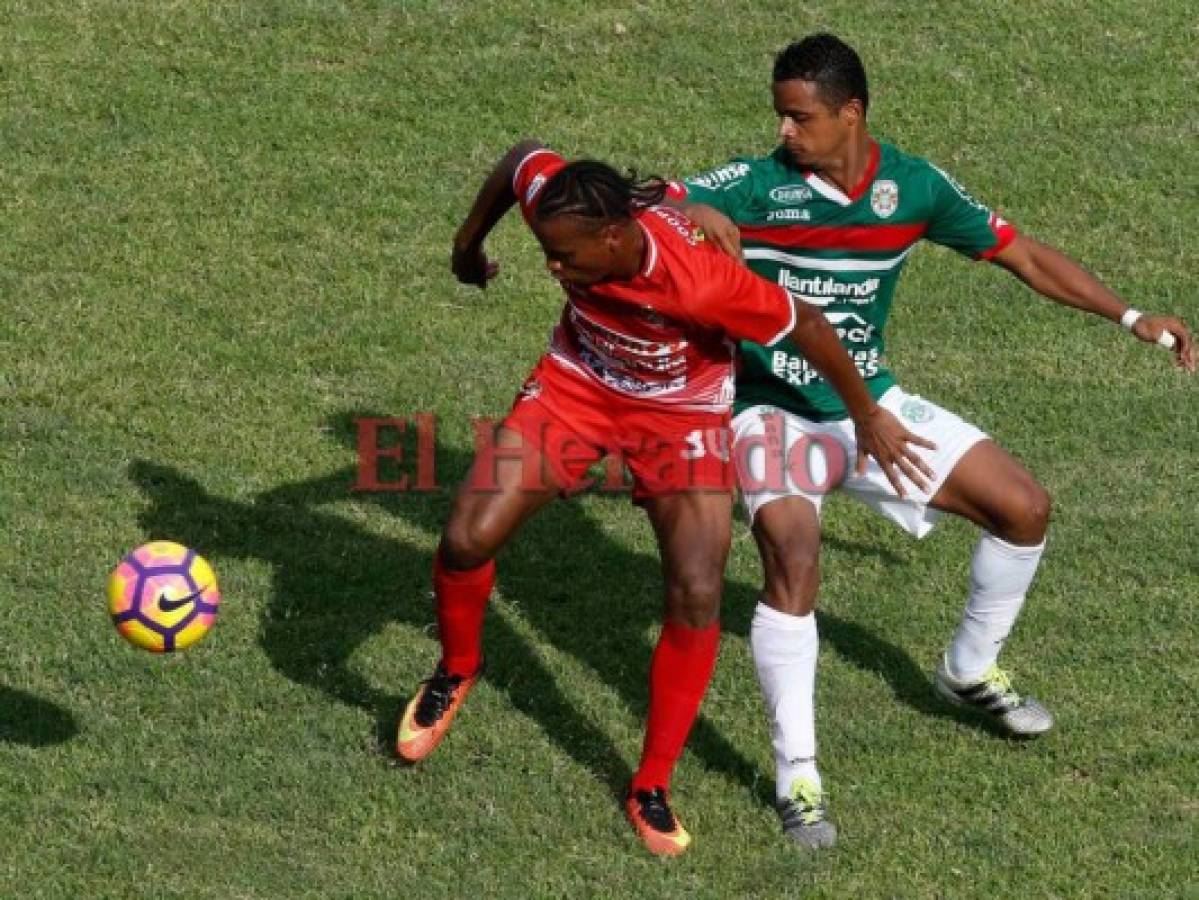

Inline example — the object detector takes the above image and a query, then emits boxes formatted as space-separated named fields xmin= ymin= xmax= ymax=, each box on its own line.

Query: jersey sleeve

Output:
xmin=686 ymin=244 xmax=796 ymax=346
xmin=667 ymin=157 xmax=759 ymax=220
xmin=924 ymin=162 xmax=1018 ymax=260
xmin=512 ymin=148 xmax=567 ymax=219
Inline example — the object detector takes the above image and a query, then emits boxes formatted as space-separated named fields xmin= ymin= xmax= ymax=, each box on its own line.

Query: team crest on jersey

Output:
xmin=870 ymin=180 xmax=899 ymax=218
xmin=517 ymin=377 xmax=543 ymax=402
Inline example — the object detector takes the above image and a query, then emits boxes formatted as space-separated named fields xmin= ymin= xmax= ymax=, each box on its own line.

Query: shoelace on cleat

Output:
xmin=632 ymin=787 xmax=677 ymax=833
xmin=788 ymin=782 xmax=827 ymax=826
xmin=980 ymin=665 xmax=1021 ymax=704
xmin=414 ymin=667 xmax=464 ymax=727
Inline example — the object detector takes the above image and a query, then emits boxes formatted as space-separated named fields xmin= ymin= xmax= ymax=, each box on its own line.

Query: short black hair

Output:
xmin=533 ymin=160 xmax=667 ymax=226
xmin=773 ymin=33 xmax=869 ymax=114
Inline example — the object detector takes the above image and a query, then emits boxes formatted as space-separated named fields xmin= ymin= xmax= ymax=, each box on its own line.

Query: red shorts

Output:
xmin=488 ymin=356 xmax=734 ymax=502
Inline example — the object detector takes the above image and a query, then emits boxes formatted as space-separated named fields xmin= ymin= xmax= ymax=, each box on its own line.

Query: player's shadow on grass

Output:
xmin=127 ymin=413 xmax=763 ymax=800
xmin=129 ymin=410 xmax=989 ymax=808
xmin=0 ymin=686 xmax=79 ymax=747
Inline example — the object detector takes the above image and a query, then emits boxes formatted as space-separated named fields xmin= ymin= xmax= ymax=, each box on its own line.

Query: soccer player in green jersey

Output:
xmin=669 ymin=33 xmax=1195 ymax=848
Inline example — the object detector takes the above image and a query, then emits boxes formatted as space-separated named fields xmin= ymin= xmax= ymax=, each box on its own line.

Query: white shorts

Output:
xmin=731 ymin=386 xmax=987 ymax=538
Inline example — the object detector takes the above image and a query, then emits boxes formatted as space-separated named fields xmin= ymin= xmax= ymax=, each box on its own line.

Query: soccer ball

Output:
xmin=107 ymin=541 xmax=221 ymax=652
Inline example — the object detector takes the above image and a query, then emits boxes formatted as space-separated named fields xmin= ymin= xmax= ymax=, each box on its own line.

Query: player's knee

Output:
xmin=1024 ymin=481 xmax=1052 ymax=539
xmin=1000 ymin=480 xmax=1051 ymax=545
xmin=439 ymin=518 xmax=501 ymax=571
xmin=665 ymin=565 xmax=723 ymax=628
xmin=759 ymin=532 xmax=819 ymax=614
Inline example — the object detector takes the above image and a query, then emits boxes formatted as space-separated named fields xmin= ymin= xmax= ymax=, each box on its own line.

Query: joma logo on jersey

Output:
xmin=688 ymin=162 xmax=750 ymax=190
xmin=778 ymin=271 xmax=880 ymax=306
xmin=769 ymin=184 xmax=813 ymax=205
xmin=767 ymin=208 xmax=812 ymax=223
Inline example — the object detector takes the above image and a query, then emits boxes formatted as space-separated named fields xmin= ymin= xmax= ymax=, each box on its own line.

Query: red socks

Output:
xmin=632 ymin=620 xmax=721 ymax=793
xmin=436 ymin=554 xmax=718 ymax=793
xmin=434 ymin=553 xmax=495 ymax=677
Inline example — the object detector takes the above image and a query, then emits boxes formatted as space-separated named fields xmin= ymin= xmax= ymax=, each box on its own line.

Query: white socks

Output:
xmin=947 ymin=532 xmax=1046 ymax=683
xmin=750 ymin=532 xmax=1044 ymax=803
xmin=750 ymin=601 xmax=821 ymax=800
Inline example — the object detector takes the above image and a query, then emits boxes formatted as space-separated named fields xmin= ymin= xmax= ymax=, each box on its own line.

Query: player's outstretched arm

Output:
xmin=992 ymin=235 xmax=1195 ymax=372
xmin=451 ymin=139 xmax=545 ymax=289
xmin=786 ymin=304 xmax=937 ymax=496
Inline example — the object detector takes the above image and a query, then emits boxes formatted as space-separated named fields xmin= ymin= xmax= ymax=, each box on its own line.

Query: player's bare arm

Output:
xmin=660 ymin=183 xmax=744 ymax=262
xmin=450 ymin=139 xmax=545 ymax=288
xmin=679 ymin=202 xmax=743 ymax=262
xmin=992 ymin=235 xmax=1195 ymax=372
xmin=784 ymin=302 xmax=936 ymax=496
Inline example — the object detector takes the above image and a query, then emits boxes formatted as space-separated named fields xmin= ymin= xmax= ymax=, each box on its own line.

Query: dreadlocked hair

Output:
xmin=533 ymin=160 xmax=668 ymax=226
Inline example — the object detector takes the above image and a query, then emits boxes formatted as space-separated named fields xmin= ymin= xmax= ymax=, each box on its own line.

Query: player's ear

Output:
xmin=602 ymin=221 xmax=623 ymax=252
xmin=841 ymin=98 xmax=865 ymax=127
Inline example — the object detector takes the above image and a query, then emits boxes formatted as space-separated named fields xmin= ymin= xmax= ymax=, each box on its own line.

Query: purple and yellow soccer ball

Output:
xmin=107 ymin=541 xmax=221 ymax=652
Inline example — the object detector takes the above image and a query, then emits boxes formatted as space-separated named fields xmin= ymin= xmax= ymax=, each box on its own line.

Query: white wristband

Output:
xmin=1120 ymin=308 xmax=1142 ymax=330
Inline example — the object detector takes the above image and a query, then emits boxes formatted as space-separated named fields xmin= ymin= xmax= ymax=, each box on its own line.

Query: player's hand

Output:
xmin=682 ymin=203 xmax=743 ymax=263
xmin=1132 ymin=314 xmax=1195 ymax=373
xmin=451 ymin=242 xmax=500 ymax=289
xmin=852 ymin=405 xmax=938 ymax=499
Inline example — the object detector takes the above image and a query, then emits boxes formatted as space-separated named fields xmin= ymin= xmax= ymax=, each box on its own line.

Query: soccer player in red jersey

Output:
xmin=396 ymin=140 xmax=933 ymax=856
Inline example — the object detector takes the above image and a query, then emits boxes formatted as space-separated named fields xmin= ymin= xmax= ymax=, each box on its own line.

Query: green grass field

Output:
xmin=2 ymin=1 xmax=1196 ymax=896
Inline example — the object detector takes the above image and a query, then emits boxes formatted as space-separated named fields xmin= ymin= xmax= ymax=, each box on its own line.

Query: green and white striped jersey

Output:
xmin=674 ymin=141 xmax=1016 ymax=420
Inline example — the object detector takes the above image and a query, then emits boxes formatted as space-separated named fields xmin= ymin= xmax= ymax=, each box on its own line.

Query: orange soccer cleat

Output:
xmin=396 ymin=662 xmax=481 ymax=763
xmin=625 ymin=786 xmax=692 ymax=857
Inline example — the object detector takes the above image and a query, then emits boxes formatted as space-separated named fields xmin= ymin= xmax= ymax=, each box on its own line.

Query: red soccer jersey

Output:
xmin=512 ymin=149 xmax=797 ymax=412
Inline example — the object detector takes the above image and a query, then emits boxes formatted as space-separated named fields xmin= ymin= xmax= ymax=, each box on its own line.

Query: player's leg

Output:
xmin=397 ymin=419 xmax=577 ymax=763
xmin=928 ymin=439 xmax=1054 ymax=735
xmin=435 ymin=424 xmax=567 ymax=669
xmin=836 ymin=388 xmax=1054 ymax=735
xmin=931 ymin=438 xmax=1050 ymax=544
xmin=732 ymin=405 xmax=842 ymax=848
xmin=623 ymin=487 xmax=731 ymax=856
xmin=749 ymin=495 xmax=837 ymax=848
